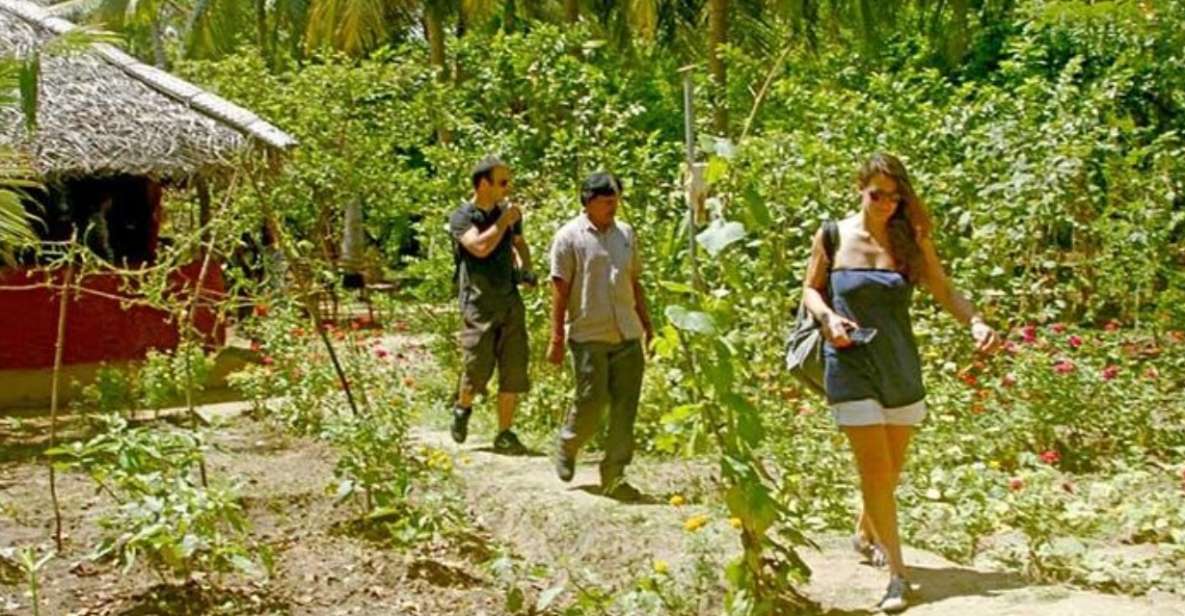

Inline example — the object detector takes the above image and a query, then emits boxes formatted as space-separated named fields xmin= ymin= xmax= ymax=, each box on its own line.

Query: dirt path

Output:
xmin=425 ymin=428 xmax=1185 ymax=616
xmin=4 ymin=402 xmax=1183 ymax=615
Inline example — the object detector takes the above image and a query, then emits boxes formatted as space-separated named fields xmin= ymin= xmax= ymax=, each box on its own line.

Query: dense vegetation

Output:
xmin=4 ymin=1 xmax=1185 ymax=614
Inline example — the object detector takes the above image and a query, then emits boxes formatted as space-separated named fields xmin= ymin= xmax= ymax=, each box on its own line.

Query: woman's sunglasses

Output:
xmin=866 ymin=188 xmax=901 ymax=205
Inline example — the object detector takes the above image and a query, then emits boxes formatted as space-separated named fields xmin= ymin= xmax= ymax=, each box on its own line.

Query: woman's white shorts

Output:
xmin=831 ymin=398 xmax=926 ymax=427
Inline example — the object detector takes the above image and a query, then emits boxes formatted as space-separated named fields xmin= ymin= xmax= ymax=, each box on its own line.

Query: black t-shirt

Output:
xmin=449 ymin=201 xmax=522 ymax=311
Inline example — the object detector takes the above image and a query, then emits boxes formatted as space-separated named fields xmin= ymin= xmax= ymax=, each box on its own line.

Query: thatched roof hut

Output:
xmin=0 ymin=0 xmax=295 ymax=180
xmin=0 ymin=0 xmax=295 ymax=380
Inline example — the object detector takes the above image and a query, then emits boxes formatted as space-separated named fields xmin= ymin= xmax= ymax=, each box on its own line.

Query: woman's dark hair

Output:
xmin=857 ymin=153 xmax=932 ymax=283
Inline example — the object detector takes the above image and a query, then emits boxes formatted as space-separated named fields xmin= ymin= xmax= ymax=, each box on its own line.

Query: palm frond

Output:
xmin=44 ymin=25 xmax=125 ymax=53
xmin=185 ymin=0 xmax=251 ymax=58
xmin=0 ymin=178 xmax=40 ymax=266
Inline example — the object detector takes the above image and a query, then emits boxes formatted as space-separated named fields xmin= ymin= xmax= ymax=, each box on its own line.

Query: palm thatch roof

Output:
xmin=0 ymin=0 xmax=296 ymax=181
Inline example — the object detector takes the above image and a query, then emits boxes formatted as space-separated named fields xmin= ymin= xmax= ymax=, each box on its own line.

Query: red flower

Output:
xmin=1020 ymin=325 xmax=1038 ymax=344
xmin=1040 ymin=450 xmax=1061 ymax=465
xmin=350 ymin=320 xmax=362 ymax=331
xmin=960 ymin=372 xmax=979 ymax=387
xmin=374 ymin=346 xmax=390 ymax=359
xmin=1003 ymin=340 xmax=1019 ymax=355
xmin=1009 ymin=477 xmax=1024 ymax=492
xmin=1101 ymin=365 xmax=1119 ymax=381
xmin=1169 ymin=331 xmax=1185 ymax=344
xmin=1068 ymin=335 xmax=1083 ymax=349
xmin=1050 ymin=323 xmax=1066 ymax=334
xmin=261 ymin=355 xmax=274 ymax=366
xmin=1104 ymin=319 xmax=1121 ymax=333
xmin=253 ymin=304 xmax=269 ymax=318
xmin=971 ymin=403 xmax=986 ymax=415
xmin=291 ymin=327 xmax=305 ymax=338
xmin=1053 ymin=359 xmax=1075 ymax=374
xmin=1002 ymin=373 xmax=1018 ymax=388
xmin=250 ymin=340 xmax=262 ymax=353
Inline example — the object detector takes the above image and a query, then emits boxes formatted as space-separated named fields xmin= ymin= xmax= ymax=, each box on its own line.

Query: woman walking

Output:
xmin=800 ymin=153 xmax=999 ymax=612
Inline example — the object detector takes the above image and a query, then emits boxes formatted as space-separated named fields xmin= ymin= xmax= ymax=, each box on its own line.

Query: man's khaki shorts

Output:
xmin=458 ymin=293 xmax=529 ymax=396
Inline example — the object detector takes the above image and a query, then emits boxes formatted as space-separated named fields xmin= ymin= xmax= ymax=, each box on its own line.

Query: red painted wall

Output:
xmin=0 ymin=260 xmax=226 ymax=370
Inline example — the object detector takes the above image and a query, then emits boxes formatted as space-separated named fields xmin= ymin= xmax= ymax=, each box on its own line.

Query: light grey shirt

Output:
xmin=549 ymin=214 xmax=644 ymax=344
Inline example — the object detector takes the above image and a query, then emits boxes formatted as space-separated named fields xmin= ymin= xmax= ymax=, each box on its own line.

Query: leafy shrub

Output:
xmin=48 ymin=416 xmax=265 ymax=583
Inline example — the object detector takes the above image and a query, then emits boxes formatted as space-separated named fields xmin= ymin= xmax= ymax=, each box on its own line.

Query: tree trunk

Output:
xmin=946 ymin=0 xmax=969 ymax=69
xmin=564 ymin=0 xmax=578 ymax=23
xmin=151 ymin=16 xmax=167 ymax=69
xmin=708 ymin=0 xmax=728 ymax=134
xmin=424 ymin=8 xmax=452 ymax=143
xmin=858 ymin=0 xmax=875 ymax=49
xmin=425 ymin=11 xmax=447 ymax=81
xmin=454 ymin=9 xmax=467 ymax=84
xmin=802 ymin=0 xmax=818 ymax=51
xmin=254 ymin=0 xmax=272 ymax=69
xmin=504 ymin=0 xmax=516 ymax=33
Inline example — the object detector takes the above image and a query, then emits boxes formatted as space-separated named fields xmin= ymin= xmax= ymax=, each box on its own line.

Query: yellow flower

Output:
xmin=653 ymin=559 xmax=670 ymax=575
xmin=683 ymin=514 xmax=710 ymax=533
xmin=729 ymin=517 xmax=743 ymax=529
xmin=669 ymin=494 xmax=686 ymax=507
xmin=988 ymin=460 xmax=1001 ymax=470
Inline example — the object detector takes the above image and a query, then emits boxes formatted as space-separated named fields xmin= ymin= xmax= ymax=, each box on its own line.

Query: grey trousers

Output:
xmin=559 ymin=338 xmax=645 ymax=483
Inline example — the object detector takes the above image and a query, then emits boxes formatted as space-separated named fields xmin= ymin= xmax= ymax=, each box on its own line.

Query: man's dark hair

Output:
xmin=580 ymin=171 xmax=622 ymax=205
xmin=471 ymin=156 xmax=508 ymax=190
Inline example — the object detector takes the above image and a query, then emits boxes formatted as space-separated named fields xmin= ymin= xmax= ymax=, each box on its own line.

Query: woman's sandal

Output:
xmin=851 ymin=533 xmax=888 ymax=568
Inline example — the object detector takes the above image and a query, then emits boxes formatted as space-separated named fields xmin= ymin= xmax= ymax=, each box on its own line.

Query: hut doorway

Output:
xmin=33 ymin=174 xmax=160 ymax=265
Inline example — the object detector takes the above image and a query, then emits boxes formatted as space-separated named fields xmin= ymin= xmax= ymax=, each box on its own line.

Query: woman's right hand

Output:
xmin=821 ymin=312 xmax=859 ymax=348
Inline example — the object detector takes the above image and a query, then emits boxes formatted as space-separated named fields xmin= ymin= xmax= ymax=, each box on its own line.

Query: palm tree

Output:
xmin=707 ymin=0 xmax=727 ymax=133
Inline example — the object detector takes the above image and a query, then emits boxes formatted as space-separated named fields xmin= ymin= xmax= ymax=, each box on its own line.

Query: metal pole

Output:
xmin=680 ymin=65 xmax=700 ymax=290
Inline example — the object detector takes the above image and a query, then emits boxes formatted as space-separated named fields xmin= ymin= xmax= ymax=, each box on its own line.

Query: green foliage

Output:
xmin=139 ymin=343 xmax=215 ymax=411
xmin=0 ymin=546 xmax=54 ymax=616
xmin=228 ymin=304 xmax=465 ymax=545
xmin=48 ymin=415 xmax=266 ymax=583
xmin=88 ymin=0 xmax=1185 ymax=605
xmin=77 ymin=363 xmax=141 ymax=416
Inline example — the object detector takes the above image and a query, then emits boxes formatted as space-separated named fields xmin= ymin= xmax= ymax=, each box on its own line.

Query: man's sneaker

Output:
xmin=604 ymin=481 xmax=643 ymax=502
xmin=878 ymin=576 xmax=910 ymax=613
xmin=554 ymin=448 xmax=575 ymax=482
xmin=493 ymin=429 xmax=527 ymax=455
xmin=450 ymin=406 xmax=472 ymax=444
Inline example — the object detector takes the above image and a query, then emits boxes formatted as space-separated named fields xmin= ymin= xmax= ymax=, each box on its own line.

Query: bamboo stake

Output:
xmin=47 ymin=257 xmax=73 ymax=553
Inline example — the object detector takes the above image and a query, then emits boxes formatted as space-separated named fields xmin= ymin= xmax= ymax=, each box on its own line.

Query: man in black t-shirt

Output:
xmin=447 ymin=156 xmax=536 ymax=453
